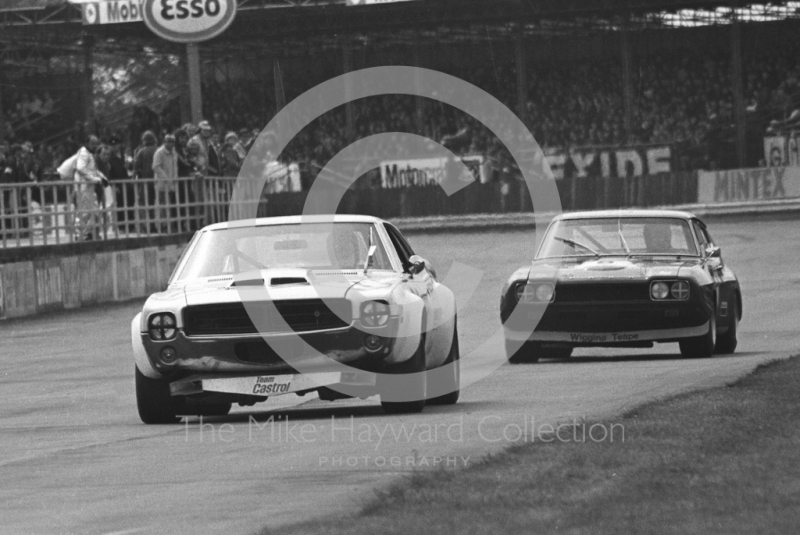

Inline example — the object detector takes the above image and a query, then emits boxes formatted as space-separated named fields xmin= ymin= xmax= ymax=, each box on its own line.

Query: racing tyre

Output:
xmin=714 ymin=300 xmax=738 ymax=354
xmin=196 ymin=403 xmax=232 ymax=417
xmin=428 ymin=321 xmax=460 ymax=406
xmin=505 ymin=339 xmax=540 ymax=364
xmin=135 ymin=366 xmax=184 ymax=424
xmin=679 ymin=317 xmax=716 ymax=359
xmin=380 ymin=333 xmax=427 ymax=414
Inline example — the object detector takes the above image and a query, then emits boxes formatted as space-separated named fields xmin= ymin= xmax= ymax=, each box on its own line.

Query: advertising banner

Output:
xmin=697 ymin=167 xmax=800 ymax=203
xmin=82 ymin=0 xmax=143 ymax=25
xmin=545 ymin=145 xmax=673 ymax=180
xmin=380 ymin=155 xmax=488 ymax=188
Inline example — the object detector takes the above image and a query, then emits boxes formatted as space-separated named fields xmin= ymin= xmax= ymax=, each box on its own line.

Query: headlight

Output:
xmin=361 ymin=301 xmax=390 ymax=327
xmin=516 ymin=283 xmax=555 ymax=303
xmin=670 ymin=281 xmax=690 ymax=300
xmin=650 ymin=282 xmax=670 ymax=300
xmin=148 ymin=313 xmax=177 ymax=341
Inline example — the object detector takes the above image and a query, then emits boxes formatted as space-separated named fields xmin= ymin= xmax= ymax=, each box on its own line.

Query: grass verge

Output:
xmin=256 ymin=356 xmax=800 ymax=535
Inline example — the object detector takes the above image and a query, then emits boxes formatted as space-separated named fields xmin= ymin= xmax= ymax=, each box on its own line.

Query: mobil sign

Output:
xmin=143 ymin=0 xmax=237 ymax=43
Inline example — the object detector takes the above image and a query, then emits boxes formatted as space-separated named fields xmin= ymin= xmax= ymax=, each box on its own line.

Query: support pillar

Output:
xmin=731 ymin=4 xmax=747 ymax=167
xmin=342 ymin=40 xmax=355 ymax=144
xmin=515 ymin=24 xmax=528 ymax=123
xmin=82 ymin=34 xmax=95 ymax=136
xmin=621 ymin=24 xmax=634 ymax=144
xmin=186 ymin=43 xmax=203 ymax=124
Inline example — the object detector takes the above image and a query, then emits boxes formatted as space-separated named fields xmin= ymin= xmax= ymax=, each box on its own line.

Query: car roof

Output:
xmin=555 ymin=209 xmax=697 ymax=221
xmin=202 ymin=214 xmax=387 ymax=232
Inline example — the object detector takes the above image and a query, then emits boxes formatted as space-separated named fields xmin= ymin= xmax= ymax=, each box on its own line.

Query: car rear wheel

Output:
xmin=505 ymin=339 xmax=540 ymax=364
xmin=714 ymin=300 xmax=738 ymax=354
xmin=428 ymin=321 xmax=460 ymax=406
xmin=679 ymin=317 xmax=716 ymax=359
xmin=380 ymin=333 xmax=427 ymax=414
xmin=135 ymin=366 xmax=184 ymax=424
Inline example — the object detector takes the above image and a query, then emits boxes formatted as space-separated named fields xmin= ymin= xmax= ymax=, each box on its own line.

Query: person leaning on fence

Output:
xmin=185 ymin=137 xmax=208 ymax=230
xmin=133 ymin=130 xmax=158 ymax=234
xmin=152 ymin=134 xmax=179 ymax=234
xmin=63 ymin=135 xmax=108 ymax=241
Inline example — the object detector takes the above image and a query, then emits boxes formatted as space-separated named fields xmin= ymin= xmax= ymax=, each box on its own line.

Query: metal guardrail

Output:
xmin=0 ymin=176 xmax=252 ymax=249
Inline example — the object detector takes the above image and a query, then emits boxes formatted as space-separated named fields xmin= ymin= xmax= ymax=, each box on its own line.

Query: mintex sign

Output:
xmin=697 ymin=167 xmax=800 ymax=203
xmin=83 ymin=1 xmax=144 ymax=25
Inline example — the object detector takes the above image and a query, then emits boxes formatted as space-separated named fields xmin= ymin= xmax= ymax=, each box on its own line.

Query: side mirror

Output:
xmin=705 ymin=246 xmax=721 ymax=259
xmin=408 ymin=255 xmax=426 ymax=276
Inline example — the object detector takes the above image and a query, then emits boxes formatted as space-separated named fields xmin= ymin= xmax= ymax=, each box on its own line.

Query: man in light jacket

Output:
xmin=73 ymin=135 xmax=107 ymax=240
xmin=152 ymin=134 xmax=178 ymax=233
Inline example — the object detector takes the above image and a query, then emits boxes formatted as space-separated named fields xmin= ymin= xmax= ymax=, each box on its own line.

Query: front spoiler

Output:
xmin=170 ymin=370 xmax=377 ymax=397
xmin=505 ymin=321 xmax=710 ymax=345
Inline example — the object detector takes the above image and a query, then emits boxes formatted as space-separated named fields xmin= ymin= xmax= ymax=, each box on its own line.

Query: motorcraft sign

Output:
xmin=142 ymin=0 xmax=237 ymax=43
xmin=380 ymin=156 xmax=488 ymax=188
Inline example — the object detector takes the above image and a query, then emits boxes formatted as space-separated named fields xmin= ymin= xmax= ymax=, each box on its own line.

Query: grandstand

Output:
xmin=1 ymin=0 xmax=800 ymax=187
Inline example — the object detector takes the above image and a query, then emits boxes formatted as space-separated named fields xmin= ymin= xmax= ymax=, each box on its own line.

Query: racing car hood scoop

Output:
xmin=183 ymin=269 xmax=363 ymax=306
xmin=582 ymin=259 xmax=631 ymax=271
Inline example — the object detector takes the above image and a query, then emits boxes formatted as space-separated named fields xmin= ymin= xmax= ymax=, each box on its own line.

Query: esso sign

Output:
xmin=143 ymin=0 xmax=237 ymax=43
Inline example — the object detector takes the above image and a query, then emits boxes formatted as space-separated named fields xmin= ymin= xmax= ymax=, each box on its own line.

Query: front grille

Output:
xmin=555 ymin=283 xmax=650 ymax=303
xmin=184 ymin=299 xmax=351 ymax=336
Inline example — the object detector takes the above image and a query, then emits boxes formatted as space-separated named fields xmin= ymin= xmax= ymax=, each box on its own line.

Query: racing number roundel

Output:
xmin=143 ymin=0 xmax=237 ymax=43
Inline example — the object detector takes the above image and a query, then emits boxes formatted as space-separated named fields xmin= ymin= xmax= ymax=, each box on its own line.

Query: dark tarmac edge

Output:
xmin=253 ymin=355 xmax=800 ymax=535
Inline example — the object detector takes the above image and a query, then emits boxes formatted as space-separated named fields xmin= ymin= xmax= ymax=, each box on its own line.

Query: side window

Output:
xmin=692 ymin=221 xmax=709 ymax=251
xmin=384 ymin=224 xmax=415 ymax=270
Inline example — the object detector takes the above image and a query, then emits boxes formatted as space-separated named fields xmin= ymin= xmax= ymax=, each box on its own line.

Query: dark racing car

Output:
xmin=501 ymin=210 xmax=741 ymax=363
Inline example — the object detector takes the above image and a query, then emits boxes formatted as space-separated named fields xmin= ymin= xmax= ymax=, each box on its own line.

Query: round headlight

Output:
xmin=149 ymin=313 xmax=177 ymax=341
xmin=651 ymin=282 xmax=670 ymax=300
xmin=535 ymin=284 xmax=555 ymax=302
xmin=516 ymin=283 xmax=534 ymax=303
xmin=362 ymin=301 xmax=389 ymax=327
xmin=671 ymin=281 xmax=690 ymax=300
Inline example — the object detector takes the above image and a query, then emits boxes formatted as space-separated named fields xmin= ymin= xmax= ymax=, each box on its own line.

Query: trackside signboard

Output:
xmin=697 ymin=167 xmax=800 ymax=203
xmin=142 ymin=0 xmax=237 ymax=43
xmin=82 ymin=1 xmax=144 ymax=25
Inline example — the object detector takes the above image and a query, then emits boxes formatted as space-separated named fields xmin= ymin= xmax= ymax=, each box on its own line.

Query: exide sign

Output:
xmin=142 ymin=0 xmax=237 ymax=43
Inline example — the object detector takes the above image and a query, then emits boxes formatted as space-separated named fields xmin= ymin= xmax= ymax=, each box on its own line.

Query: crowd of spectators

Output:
xmin=2 ymin=32 xmax=800 ymax=202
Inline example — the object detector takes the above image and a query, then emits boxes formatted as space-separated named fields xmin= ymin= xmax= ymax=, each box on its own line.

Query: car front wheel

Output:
xmin=679 ymin=318 xmax=716 ymax=359
xmin=380 ymin=333 xmax=427 ymax=414
xmin=135 ymin=366 xmax=184 ymax=424
xmin=428 ymin=321 xmax=460 ymax=405
xmin=714 ymin=300 xmax=738 ymax=354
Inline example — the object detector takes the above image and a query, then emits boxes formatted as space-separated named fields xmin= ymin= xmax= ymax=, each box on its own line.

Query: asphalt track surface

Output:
xmin=1 ymin=216 xmax=798 ymax=535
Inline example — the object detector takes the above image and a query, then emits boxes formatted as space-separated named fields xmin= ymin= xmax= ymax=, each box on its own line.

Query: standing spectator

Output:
xmin=72 ymin=135 xmax=107 ymax=241
xmin=132 ymin=130 xmax=158 ymax=233
xmin=221 ymin=132 xmax=242 ymax=177
xmin=105 ymin=137 xmax=131 ymax=232
xmin=94 ymin=144 xmax=118 ymax=238
xmin=186 ymin=137 xmax=207 ymax=230
xmin=190 ymin=120 xmax=220 ymax=176
xmin=174 ymin=128 xmax=193 ymax=230
xmin=152 ymin=134 xmax=178 ymax=233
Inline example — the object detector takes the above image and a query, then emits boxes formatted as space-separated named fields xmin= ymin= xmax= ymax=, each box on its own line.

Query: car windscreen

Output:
xmin=538 ymin=217 xmax=698 ymax=258
xmin=175 ymin=223 xmax=393 ymax=280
